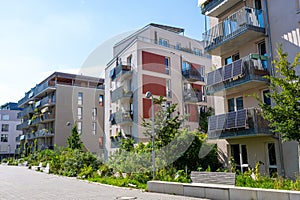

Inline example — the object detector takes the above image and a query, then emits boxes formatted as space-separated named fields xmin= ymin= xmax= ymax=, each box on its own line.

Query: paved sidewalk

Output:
xmin=0 ymin=165 xmax=208 ymax=200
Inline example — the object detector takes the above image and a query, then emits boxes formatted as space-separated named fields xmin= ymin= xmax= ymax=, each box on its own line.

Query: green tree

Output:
xmin=259 ymin=46 xmax=300 ymax=141
xmin=141 ymin=96 xmax=186 ymax=148
xmin=199 ymin=107 xmax=214 ymax=133
xmin=67 ymin=124 xmax=83 ymax=150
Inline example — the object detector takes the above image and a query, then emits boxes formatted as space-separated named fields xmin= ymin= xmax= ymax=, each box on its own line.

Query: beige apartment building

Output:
xmin=199 ymin=0 xmax=300 ymax=177
xmin=17 ymin=72 xmax=104 ymax=157
xmin=104 ymin=23 xmax=212 ymax=159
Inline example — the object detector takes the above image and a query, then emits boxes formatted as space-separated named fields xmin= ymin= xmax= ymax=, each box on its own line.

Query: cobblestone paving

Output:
xmin=0 ymin=165 xmax=208 ymax=200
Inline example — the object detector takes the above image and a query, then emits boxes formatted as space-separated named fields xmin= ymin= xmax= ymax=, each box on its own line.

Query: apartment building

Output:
xmin=104 ymin=23 xmax=212 ymax=159
xmin=17 ymin=72 xmax=105 ymax=157
xmin=0 ymin=103 xmax=22 ymax=160
xmin=199 ymin=0 xmax=300 ymax=177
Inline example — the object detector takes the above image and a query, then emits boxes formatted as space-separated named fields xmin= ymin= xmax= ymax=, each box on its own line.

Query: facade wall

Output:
xmin=104 ymin=24 xmax=212 ymax=159
xmin=55 ymin=84 xmax=104 ymax=156
xmin=201 ymin=0 xmax=300 ymax=177
xmin=0 ymin=110 xmax=21 ymax=159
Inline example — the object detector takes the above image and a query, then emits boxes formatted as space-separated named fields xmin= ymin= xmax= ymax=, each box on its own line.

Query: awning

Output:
xmin=35 ymin=100 xmax=41 ymax=108
xmin=20 ymin=135 xmax=25 ymax=140
xmin=109 ymin=68 xmax=115 ymax=78
xmin=109 ymin=113 xmax=115 ymax=121
xmin=41 ymin=107 xmax=49 ymax=114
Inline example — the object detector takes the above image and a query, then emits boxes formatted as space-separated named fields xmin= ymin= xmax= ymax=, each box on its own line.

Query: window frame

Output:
xmin=77 ymin=107 xmax=83 ymax=120
xmin=1 ymin=124 xmax=9 ymax=132
xmin=78 ymin=92 xmax=83 ymax=105
xmin=1 ymin=133 xmax=8 ymax=142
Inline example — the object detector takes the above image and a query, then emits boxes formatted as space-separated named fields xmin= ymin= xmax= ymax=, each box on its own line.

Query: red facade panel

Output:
xmin=142 ymin=74 xmax=166 ymax=96
xmin=143 ymin=98 xmax=160 ymax=119
xmin=191 ymin=83 xmax=202 ymax=92
xmin=142 ymin=51 xmax=166 ymax=74
xmin=188 ymin=104 xmax=198 ymax=122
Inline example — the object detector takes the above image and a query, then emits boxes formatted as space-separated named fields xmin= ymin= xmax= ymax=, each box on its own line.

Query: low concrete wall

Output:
xmin=147 ymin=181 xmax=300 ymax=200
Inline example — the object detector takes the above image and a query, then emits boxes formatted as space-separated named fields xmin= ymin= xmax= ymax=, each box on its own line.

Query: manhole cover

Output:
xmin=115 ymin=197 xmax=137 ymax=200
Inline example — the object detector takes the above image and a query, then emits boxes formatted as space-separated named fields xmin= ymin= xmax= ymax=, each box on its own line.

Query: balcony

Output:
xmin=16 ymin=121 xmax=30 ymax=130
xmin=208 ymin=108 xmax=271 ymax=139
xmin=203 ymin=7 xmax=265 ymax=56
xmin=39 ymin=96 xmax=56 ymax=108
xmin=26 ymin=129 xmax=55 ymax=140
xmin=17 ymin=105 xmax=34 ymax=118
xmin=111 ymin=86 xmax=133 ymax=103
xmin=136 ymin=36 xmax=211 ymax=59
xmin=206 ymin=54 xmax=269 ymax=95
xmin=110 ymin=110 xmax=133 ymax=125
xmin=201 ymin=0 xmax=242 ymax=17
xmin=183 ymin=89 xmax=206 ymax=103
xmin=182 ymin=68 xmax=205 ymax=82
xmin=40 ymin=113 xmax=55 ymax=123
xmin=110 ymin=63 xmax=132 ymax=81
xmin=18 ymin=80 xmax=56 ymax=107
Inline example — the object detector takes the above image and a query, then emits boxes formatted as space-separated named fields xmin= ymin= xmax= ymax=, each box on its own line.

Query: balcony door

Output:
xmin=231 ymin=144 xmax=249 ymax=173
xmin=228 ymin=97 xmax=244 ymax=112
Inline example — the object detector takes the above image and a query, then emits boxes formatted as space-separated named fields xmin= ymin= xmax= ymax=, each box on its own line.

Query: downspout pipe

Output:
xmin=264 ymin=0 xmax=285 ymax=177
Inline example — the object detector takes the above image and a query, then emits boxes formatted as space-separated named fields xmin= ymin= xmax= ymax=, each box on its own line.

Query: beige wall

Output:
xmin=55 ymin=84 xmax=104 ymax=156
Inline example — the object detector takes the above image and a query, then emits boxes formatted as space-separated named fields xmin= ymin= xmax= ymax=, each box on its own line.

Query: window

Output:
xmin=78 ymin=107 xmax=82 ymax=120
xmin=193 ymin=48 xmax=202 ymax=56
xmin=159 ymin=38 xmax=169 ymax=47
xmin=1 ymin=124 xmax=9 ymax=132
xmin=176 ymin=43 xmax=181 ymax=50
xmin=92 ymin=122 xmax=96 ymax=135
xmin=92 ymin=108 xmax=97 ymax=121
xmin=165 ymin=57 xmax=170 ymax=75
xmin=2 ymin=115 xmax=9 ymax=121
xmin=77 ymin=121 xmax=82 ymax=134
xmin=1 ymin=134 xmax=8 ymax=142
xmin=257 ymin=41 xmax=268 ymax=69
xmin=267 ymin=143 xmax=277 ymax=176
xmin=225 ymin=53 xmax=240 ymax=65
xmin=99 ymin=95 xmax=104 ymax=107
xmin=127 ymin=55 xmax=132 ymax=66
xmin=166 ymin=79 xmax=171 ymax=98
xmin=228 ymin=97 xmax=243 ymax=112
xmin=263 ymin=90 xmax=271 ymax=105
xmin=78 ymin=92 xmax=83 ymax=105
xmin=182 ymin=61 xmax=191 ymax=73
xmin=199 ymin=65 xmax=205 ymax=77
xmin=231 ymin=144 xmax=248 ymax=173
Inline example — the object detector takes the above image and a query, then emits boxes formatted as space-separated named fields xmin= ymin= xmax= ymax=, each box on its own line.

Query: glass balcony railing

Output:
xmin=203 ymin=7 xmax=265 ymax=54
xmin=18 ymin=81 xmax=56 ymax=107
xmin=110 ymin=62 xmax=132 ymax=81
xmin=182 ymin=68 xmax=205 ymax=82
xmin=110 ymin=110 xmax=133 ymax=125
xmin=16 ymin=121 xmax=30 ymax=130
xmin=208 ymin=107 xmax=271 ymax=139
xmin=111 ymin=86 xmax=133 ymax=103
xmin=206 ymin=54 xmax=269 ymax=94
xmin=17 ymin=105 xmax=34 ymax=118
xmin=183 ymin=89 xmax=206 ymax=103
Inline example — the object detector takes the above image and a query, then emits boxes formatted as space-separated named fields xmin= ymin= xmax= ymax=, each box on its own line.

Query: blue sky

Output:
xmin=0 ymin=0 xmax=206 ymax=105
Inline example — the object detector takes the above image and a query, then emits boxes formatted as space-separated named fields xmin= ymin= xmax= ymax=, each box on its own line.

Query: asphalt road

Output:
xmin=0 ymin=165 xmax=208 ymax=200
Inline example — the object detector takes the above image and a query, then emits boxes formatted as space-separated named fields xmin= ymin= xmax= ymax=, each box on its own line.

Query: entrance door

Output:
xmin=231 ymin=144 xmax=249 ymax=173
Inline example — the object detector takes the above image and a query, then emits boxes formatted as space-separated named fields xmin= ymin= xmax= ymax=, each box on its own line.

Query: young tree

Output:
xmin=259 ymin=45 xmax=300 ymax=171
xmin=199 ymin=107 xmax=214 ymax=133
xmin=67 ymin=124 xmax=83 ymax=150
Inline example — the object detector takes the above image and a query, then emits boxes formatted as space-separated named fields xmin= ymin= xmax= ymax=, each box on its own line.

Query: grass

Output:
xmin=87 ymin=176 xmax=147 ymax=190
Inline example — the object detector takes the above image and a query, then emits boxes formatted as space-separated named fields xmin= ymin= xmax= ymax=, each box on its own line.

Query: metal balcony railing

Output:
xmin=208 ymin=108 xmax=271 ymax=139
xmin=111 ymin=86 xmax=133 ymax=103
xmin=136 ymin=36 xmax=211 ymax=59
xmin=201 ymin=0 xmax=225 ymax=14
xmin=206 ymin=54 xmax=268 ymax=94
xmin=203 ymin=7 xmax=265 ymax=51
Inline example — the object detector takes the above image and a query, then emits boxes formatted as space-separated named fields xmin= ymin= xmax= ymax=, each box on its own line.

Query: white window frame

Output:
xmin=166 ymin=79 xmax=171 ymax=98
xmin=92 ymin=108 xmax=97 ymax=121
xmin=92 ymin=122 xmax=96 ymax=135
xmin=228 ymin=96 xmax=244 ymax=112
xmin=78 ymin=107 xmax=82 ymax=120
xmin=78 ymin=92 xmax=83 ymax=105
xmin=159 ymin=38 xmax=169 ymax=47
xmin=77 ymin=121 xmax=82 ymax=134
